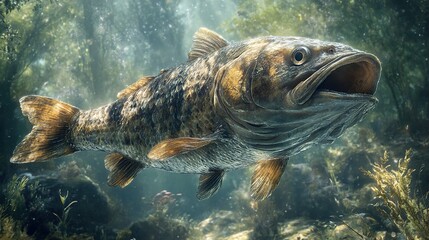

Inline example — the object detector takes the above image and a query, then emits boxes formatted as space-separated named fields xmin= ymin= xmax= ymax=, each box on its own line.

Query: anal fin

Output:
xmin=105 ymin=153 xmax=144 ymax=187
xmin=147 ymin=137 xmax=213 ymax=161
xmin=197 ymin=169 xmax=225 ymax=200
xmin=251 ymin=158 xmax=288 ymax=200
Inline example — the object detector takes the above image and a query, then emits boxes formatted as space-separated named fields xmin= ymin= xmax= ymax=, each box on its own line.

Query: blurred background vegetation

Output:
xmin=0 ymin=0 xmax=428 ymax=239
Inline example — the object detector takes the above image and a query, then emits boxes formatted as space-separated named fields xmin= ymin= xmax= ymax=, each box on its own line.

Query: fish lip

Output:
xmin=312 ymin=90 xmax=379 ymax=104
xmin=288 ymin=52 xmax=381 ymax=105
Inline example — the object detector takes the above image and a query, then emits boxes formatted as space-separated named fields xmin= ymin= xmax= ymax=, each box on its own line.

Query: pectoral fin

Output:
xmin=197 ymin=169 xmax=225 ymax=200
xmin=105 ymin=153 xmax=144 ymax=187
xmin=251 ymin=158 xmax=288 ymax=200
xmin=147 ymin=137 xmax=213 ymax=160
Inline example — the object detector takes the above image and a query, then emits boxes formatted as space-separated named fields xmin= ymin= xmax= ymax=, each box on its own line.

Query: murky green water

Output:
xmin=1 ymin=1 xmax=428 ymax=239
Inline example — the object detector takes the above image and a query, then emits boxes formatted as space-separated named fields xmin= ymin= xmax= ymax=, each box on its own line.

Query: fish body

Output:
xmin=70 ymin=45 xmax=260 ymax=173
xmin=11 ymin=28 xmax=381 ymax=200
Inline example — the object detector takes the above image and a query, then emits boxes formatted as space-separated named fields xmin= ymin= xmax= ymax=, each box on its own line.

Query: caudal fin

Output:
xmin=11 ymin=95 xmax=80 ymax=163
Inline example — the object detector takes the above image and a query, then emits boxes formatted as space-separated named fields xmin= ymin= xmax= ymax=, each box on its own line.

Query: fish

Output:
xmin=10 ymin=28 xmax=381 ymax=200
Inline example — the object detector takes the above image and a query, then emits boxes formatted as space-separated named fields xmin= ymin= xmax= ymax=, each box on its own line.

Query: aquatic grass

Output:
xmin=365 ymin=149 xmax=429 ymax=239
xmin=52 ymin=189 xmax=78 ymax=237
xmin=5 ymin=175 xmax=28 ymax=213
xmin=0 ymin=175 xmax=31 ymax=238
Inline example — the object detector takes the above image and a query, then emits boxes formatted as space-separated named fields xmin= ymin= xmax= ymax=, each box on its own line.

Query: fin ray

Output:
xmin=188 ymin=28 xmax=228 ymax=61
xmin=147 ymin=137 xmax=213 ymax=160
xmin=251 ymin=158 xmax=288 ymax=200
xmin=197 ymin=170 xmax=225 ymax=200
xmin=105 ymin=152 xmax=144 ymax=187
xmin=11 ymin=95 xmax=79 ymax=163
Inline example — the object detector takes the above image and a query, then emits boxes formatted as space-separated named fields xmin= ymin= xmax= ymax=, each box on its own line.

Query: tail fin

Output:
xmin=11 ymin=95 xmax=80 ymax=163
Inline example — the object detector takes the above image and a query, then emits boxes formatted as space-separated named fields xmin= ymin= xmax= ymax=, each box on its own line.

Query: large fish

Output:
xmin=11 ymin=28 xmax=381 ymax=200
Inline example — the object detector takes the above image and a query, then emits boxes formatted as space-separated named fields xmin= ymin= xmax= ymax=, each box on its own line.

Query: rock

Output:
xmin=326 ymin=214 xmax=378 ymax=239
xmin=278 ymin=218 xmax=322 ymax=239
xmin=336 ymin=150 xmax=373 ymax=189
xmin=197 ymin=210 xmax=251 ymax=239
xmin=21 ymin=164 xmax=114 ymax=239
xmin=122 ymin=214 xmax=190 ymax=240
xmin=223 ymin=230 xmax=252 ymax=240
xmin=273 ymin=163 xmax=340 ymax=219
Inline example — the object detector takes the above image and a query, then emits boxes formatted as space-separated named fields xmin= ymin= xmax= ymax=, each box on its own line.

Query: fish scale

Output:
xmin=11 ymin=28 xmax=381 ymax=200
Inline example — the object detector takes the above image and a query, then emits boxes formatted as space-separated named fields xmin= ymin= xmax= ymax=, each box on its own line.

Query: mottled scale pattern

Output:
xmin=68 ymin=34 xmax=380 ymax=175
xmin=70 ymin=45 xmax=266 ymax=173
xmin=11 ymin=28 xmax=381 ymax=201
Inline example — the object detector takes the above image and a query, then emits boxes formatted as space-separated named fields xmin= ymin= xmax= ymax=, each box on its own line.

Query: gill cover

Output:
xmin=214 ymin=37 xmax=380 ymax=156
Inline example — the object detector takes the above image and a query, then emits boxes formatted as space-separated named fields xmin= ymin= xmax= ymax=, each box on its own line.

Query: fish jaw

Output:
xmin=285 ymin=52 xmax=381 ymax=107
xmin=269 ymin=52 xmax=381 ymax=154
xmin=222 ymin=91 xmax=378 ymax=155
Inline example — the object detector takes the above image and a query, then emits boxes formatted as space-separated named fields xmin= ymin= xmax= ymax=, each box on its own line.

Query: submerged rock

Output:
xmin=272 ymin=163 xmax=340 ymax=219
xmin=327 ymin=214 xmax=379 ymax=239
xmin=222 ymin=230 xmax=252 ymax=240
xmin=20 ymin=163 xmax=114 ymax=239
xmin=278 ymin=218 xmax=322 ymax=239
xmin=197 ymin=210 xmax=251 ymax=239
xmin=118 ymin=214 xmax=190 ymax=240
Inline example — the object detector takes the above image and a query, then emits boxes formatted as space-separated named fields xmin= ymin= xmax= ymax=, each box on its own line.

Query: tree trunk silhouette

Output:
xmin=0 ymin=7 xmax=50 ymax=182
xmin=82 ymin=0 xmax=109 ymax=101
xmin=0 ymin=64 xmax=19 ymax=182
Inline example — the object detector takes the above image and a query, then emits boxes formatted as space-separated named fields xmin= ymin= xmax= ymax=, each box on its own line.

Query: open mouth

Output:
xmin=290 ymin=53 xmax=381 ymax=105
xmin=316 ymin=58 xmax=380 ymax=95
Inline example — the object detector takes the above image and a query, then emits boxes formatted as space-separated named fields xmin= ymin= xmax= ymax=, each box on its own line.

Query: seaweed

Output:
xmin=365 ymin=150 xmax=429 ymax=239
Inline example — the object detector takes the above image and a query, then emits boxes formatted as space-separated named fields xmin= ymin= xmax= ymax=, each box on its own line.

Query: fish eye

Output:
xmin=291 ymin=46 xmax=311 ymax=65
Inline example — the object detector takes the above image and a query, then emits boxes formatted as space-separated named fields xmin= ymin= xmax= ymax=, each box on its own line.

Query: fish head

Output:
xmin=250 ymin=38 xmax=381 ymax=109
xmin=215 ymin=37 xmax=381 ymax=156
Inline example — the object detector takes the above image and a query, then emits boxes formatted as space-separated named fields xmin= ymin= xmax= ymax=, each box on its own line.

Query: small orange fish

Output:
xmin=11 ymin=28 xmax=381 ymax=200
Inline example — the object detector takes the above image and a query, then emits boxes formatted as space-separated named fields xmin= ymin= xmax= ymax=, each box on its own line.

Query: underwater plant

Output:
xmin=0 ymin=175 xmax=31 ymax=239
xmin=3 ymin=175 xmax=28 ymax=214
xmin=52 ymin=189 xmax=78 ymax=237
xmin=365 ymin=150 xmax=429 ymax=239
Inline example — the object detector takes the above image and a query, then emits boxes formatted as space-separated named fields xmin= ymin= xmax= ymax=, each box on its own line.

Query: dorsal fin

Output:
xmin=117 ymin=76 xmax=154 ymax=99
xmin=105 ymin=152 xmax=144 ymax=187
xmin=188 ymin=28 xmax=228 ymax=61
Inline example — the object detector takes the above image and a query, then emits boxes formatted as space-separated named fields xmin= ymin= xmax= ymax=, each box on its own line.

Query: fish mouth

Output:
xmin=289 ymin=52 xmax=381 ymax=106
